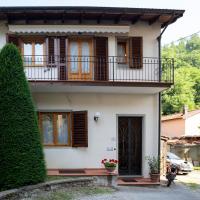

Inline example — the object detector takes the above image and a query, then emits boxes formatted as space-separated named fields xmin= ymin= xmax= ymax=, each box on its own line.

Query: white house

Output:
xmin=0 ymin=6 xmax=184 ymax=179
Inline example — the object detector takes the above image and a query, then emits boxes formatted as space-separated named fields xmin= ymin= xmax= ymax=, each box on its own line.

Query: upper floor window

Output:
xmin=117 ymin=39 xmax=128 ymax=64
xmin=68 ymin=39 xmax=93 ymax=80
xmin=22 ymin=37 xmax=45 ymax=66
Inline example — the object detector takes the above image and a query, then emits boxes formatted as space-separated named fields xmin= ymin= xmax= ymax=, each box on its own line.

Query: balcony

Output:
xmin=23 ymin=55 xmax=174 ymax=88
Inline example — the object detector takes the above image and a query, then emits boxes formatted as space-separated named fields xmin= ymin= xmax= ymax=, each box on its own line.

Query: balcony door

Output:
xmin=68 ymin=39 xmax=93 ymax=81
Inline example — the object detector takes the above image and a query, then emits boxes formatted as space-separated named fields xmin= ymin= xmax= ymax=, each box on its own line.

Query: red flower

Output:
xmin=101 ymin=158 xmax=118 ymax=166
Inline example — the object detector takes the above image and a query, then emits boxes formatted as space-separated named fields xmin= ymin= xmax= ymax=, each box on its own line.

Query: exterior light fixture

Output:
xmin=94 ymin=112 xmax=101 ymax=122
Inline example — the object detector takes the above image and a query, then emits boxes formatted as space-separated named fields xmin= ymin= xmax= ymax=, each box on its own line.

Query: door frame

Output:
xmin=116 ymin=114 xmax=145 ymax=177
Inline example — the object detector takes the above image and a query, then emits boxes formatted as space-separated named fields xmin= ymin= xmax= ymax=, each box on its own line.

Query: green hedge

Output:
xmin=0 ymin=44 xmax=46 ymax=190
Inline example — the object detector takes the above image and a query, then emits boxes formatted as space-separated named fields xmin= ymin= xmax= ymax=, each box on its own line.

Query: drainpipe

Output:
xmin=156 ymin=15 xmax=174 ymax=167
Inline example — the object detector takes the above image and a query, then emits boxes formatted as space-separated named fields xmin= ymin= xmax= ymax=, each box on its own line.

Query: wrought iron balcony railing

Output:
xmin=23 ymin=55 xmax=174 ymax=84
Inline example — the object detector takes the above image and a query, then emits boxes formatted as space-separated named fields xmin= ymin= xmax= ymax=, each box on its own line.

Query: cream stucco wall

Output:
xmin=185 ymin=113 xmax=200 ymax=136
xmin=129 ymin=22 xmax=160 ymax=57
xmin=33 ymin=92 xmax=159 ymax=178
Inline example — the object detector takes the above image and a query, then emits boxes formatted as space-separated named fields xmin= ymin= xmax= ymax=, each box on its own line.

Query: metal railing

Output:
xmin=23 ymin=55 xmax=174 ymax=84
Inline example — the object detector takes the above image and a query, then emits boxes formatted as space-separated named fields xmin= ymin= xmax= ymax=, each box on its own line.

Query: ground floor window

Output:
xmin=38 ymin=112 xmax=71 ymax=146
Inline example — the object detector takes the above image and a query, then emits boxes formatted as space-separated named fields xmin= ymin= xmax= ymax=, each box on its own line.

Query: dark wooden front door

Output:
xmin=118 ymin=116 xmax=142 ymax=175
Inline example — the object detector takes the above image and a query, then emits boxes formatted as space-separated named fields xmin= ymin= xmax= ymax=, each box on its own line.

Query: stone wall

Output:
xmin=0 ymin=178 xmax=94 ymax=200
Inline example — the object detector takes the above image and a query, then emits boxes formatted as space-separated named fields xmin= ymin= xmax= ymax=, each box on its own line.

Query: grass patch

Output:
xmin=35 ymin=186 xmax=115 ymax=200
xmin=193 ymin=167 xmax=200 ymax=170
xmin=37 ymin=190 xmax=74 ymax=200
xmin=77 ymin=186 xmax=115 ymax=196
xmin=185 ymin=182 xmax=200 ymax=190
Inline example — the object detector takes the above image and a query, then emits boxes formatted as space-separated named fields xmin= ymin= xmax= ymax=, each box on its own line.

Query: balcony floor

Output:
xmin=29 ymin=80 xmax=172 ymax=94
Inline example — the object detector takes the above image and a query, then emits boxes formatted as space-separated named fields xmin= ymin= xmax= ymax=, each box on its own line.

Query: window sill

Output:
xmin=44 ymin=144 xmax=71 ymax=147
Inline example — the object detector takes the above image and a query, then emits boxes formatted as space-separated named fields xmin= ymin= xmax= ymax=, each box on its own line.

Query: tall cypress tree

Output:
xmin=0 ymin=44 xmax=46 ymax=190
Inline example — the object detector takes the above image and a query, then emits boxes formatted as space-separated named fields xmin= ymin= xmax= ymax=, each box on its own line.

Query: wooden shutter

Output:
xmin=59 ymin=37 xmax=67 ymax=80
xmin=94 ymin=37 xmax=108 ymax=81
xmin=48 ymin=37 xmax=55 ymax=64
xmin=129 ymin=37 xmax=143 ymax=68
xmin=72 ymin=111 xmax=88 ymax=147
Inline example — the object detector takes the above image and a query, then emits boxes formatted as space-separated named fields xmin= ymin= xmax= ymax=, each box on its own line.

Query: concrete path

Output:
xmin=176 ymin=170 xmax=200 ymax=185
xmin=79 ymin=183 xmax=200 ymax=200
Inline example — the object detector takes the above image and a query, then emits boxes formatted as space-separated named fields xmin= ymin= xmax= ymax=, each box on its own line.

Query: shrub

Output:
xmin=146 ymin=156 xmax=160 ymax=174
xmin=0 ymin=44 xmax=46 ymax=190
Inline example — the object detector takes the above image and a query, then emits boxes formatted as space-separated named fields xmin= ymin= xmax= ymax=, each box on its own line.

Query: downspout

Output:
xmin=156 ymin=15 xmax=174 ymax=168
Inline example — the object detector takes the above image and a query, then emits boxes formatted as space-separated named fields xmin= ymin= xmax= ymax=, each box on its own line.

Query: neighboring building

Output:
xmin=162 ymin=107 xmax=200 ymax=166
xmin=0 ymin=7 xmax=184 ymax=178
xmin=162 ymin=107 xmax=200 ymax=138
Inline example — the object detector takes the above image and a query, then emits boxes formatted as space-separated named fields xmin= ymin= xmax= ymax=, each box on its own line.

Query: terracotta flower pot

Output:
xmin=150 ymin=173 xmax=160 ymax=182
xmin=105 ymin=166 xmax=116 ymax=173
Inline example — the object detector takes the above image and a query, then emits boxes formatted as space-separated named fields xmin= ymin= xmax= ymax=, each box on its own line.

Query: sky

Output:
xmin=0 ymin=0 xmax=200 ymax=45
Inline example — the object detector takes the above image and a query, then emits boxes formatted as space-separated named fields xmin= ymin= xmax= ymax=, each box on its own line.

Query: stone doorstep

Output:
xmin=117 ymin=177 xmax=160 ymax=186
xmin=0 ymin=177 xmax=94 ymax=200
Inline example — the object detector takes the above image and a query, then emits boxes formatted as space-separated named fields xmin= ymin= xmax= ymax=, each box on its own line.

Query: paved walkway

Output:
xmin=79 ymin=183 xmax=200 ymax=200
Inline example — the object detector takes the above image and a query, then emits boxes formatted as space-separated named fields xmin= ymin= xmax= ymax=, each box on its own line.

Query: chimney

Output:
xmin=183 ymin=105 xmax=188 ymax=118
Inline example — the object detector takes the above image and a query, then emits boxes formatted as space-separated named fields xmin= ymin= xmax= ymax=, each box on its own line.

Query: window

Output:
xmin=81 ymin=41 xmax=90 ymax=73
xmin=22 ymin=38 xmax=45 ymax=66
xmin=38 ymin=111 xmax=88 ymax=147
xmin=70 ymin=41 xmax=79 ymax=73
xmin=117 ymin=40 xmax=128 ymax=64
xmin=68 ymin=39 xmax=93 ymax=79
xmin=39 ymin=112 xmax=71 ymax=146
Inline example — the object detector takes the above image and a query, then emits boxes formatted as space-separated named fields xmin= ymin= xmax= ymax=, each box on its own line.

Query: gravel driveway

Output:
xmin=79 ymin=183 xmax=200 ymax=200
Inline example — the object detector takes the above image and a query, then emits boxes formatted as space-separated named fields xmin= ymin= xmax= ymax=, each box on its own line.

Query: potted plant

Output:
xmin=146 ymin=156 xmax=160 ymax=182
xmin=101 ymin=159 xmax=118 ymax=173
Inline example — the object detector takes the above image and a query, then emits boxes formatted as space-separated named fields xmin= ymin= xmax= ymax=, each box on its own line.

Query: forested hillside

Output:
xmin=162 ymin=34 xmax=200 ymax=115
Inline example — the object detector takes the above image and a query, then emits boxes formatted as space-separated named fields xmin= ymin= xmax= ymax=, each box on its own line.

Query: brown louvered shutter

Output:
xmin=72 ymin=111 xmax=88 ymax=147
xmin=48 ymin=37 xmax=55 ymax=65
xmin=94 ymin=37 xmax=108 ymax=81
xmin=59 ymin=37 xmax=67 ymax=80
xmin=7 ymin=35 xmax=19 ymax=47
xmin=129 ymin=37 xmax=143 ymax=68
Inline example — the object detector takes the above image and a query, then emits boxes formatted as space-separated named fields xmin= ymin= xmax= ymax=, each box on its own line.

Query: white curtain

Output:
xmin=70 ymin=42 xmax=78 ymax=73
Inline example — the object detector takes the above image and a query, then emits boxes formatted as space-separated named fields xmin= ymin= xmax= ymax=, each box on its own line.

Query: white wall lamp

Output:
xmin=94 ymin=112 xmax=101 ymax=122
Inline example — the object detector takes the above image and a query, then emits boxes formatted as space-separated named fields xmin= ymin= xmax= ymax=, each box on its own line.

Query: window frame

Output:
xmin=20 ymin=37 xmax=46 ymax=67
xmin=38 ymin=112 xmax=71 ymax=147
xmin=117 ymin=39 xmax=129 ymax=64
xmin=68 ymin=38 xmax=93 ymax=75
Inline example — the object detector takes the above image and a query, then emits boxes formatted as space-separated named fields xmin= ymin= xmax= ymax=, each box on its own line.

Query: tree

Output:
xmin=0 ymin=44 xmax=46 ymax=190
xmin=162 ymin=35 xmax=200 ymax=115
xmin=162 ymin=67 xmax=200 ymax=115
